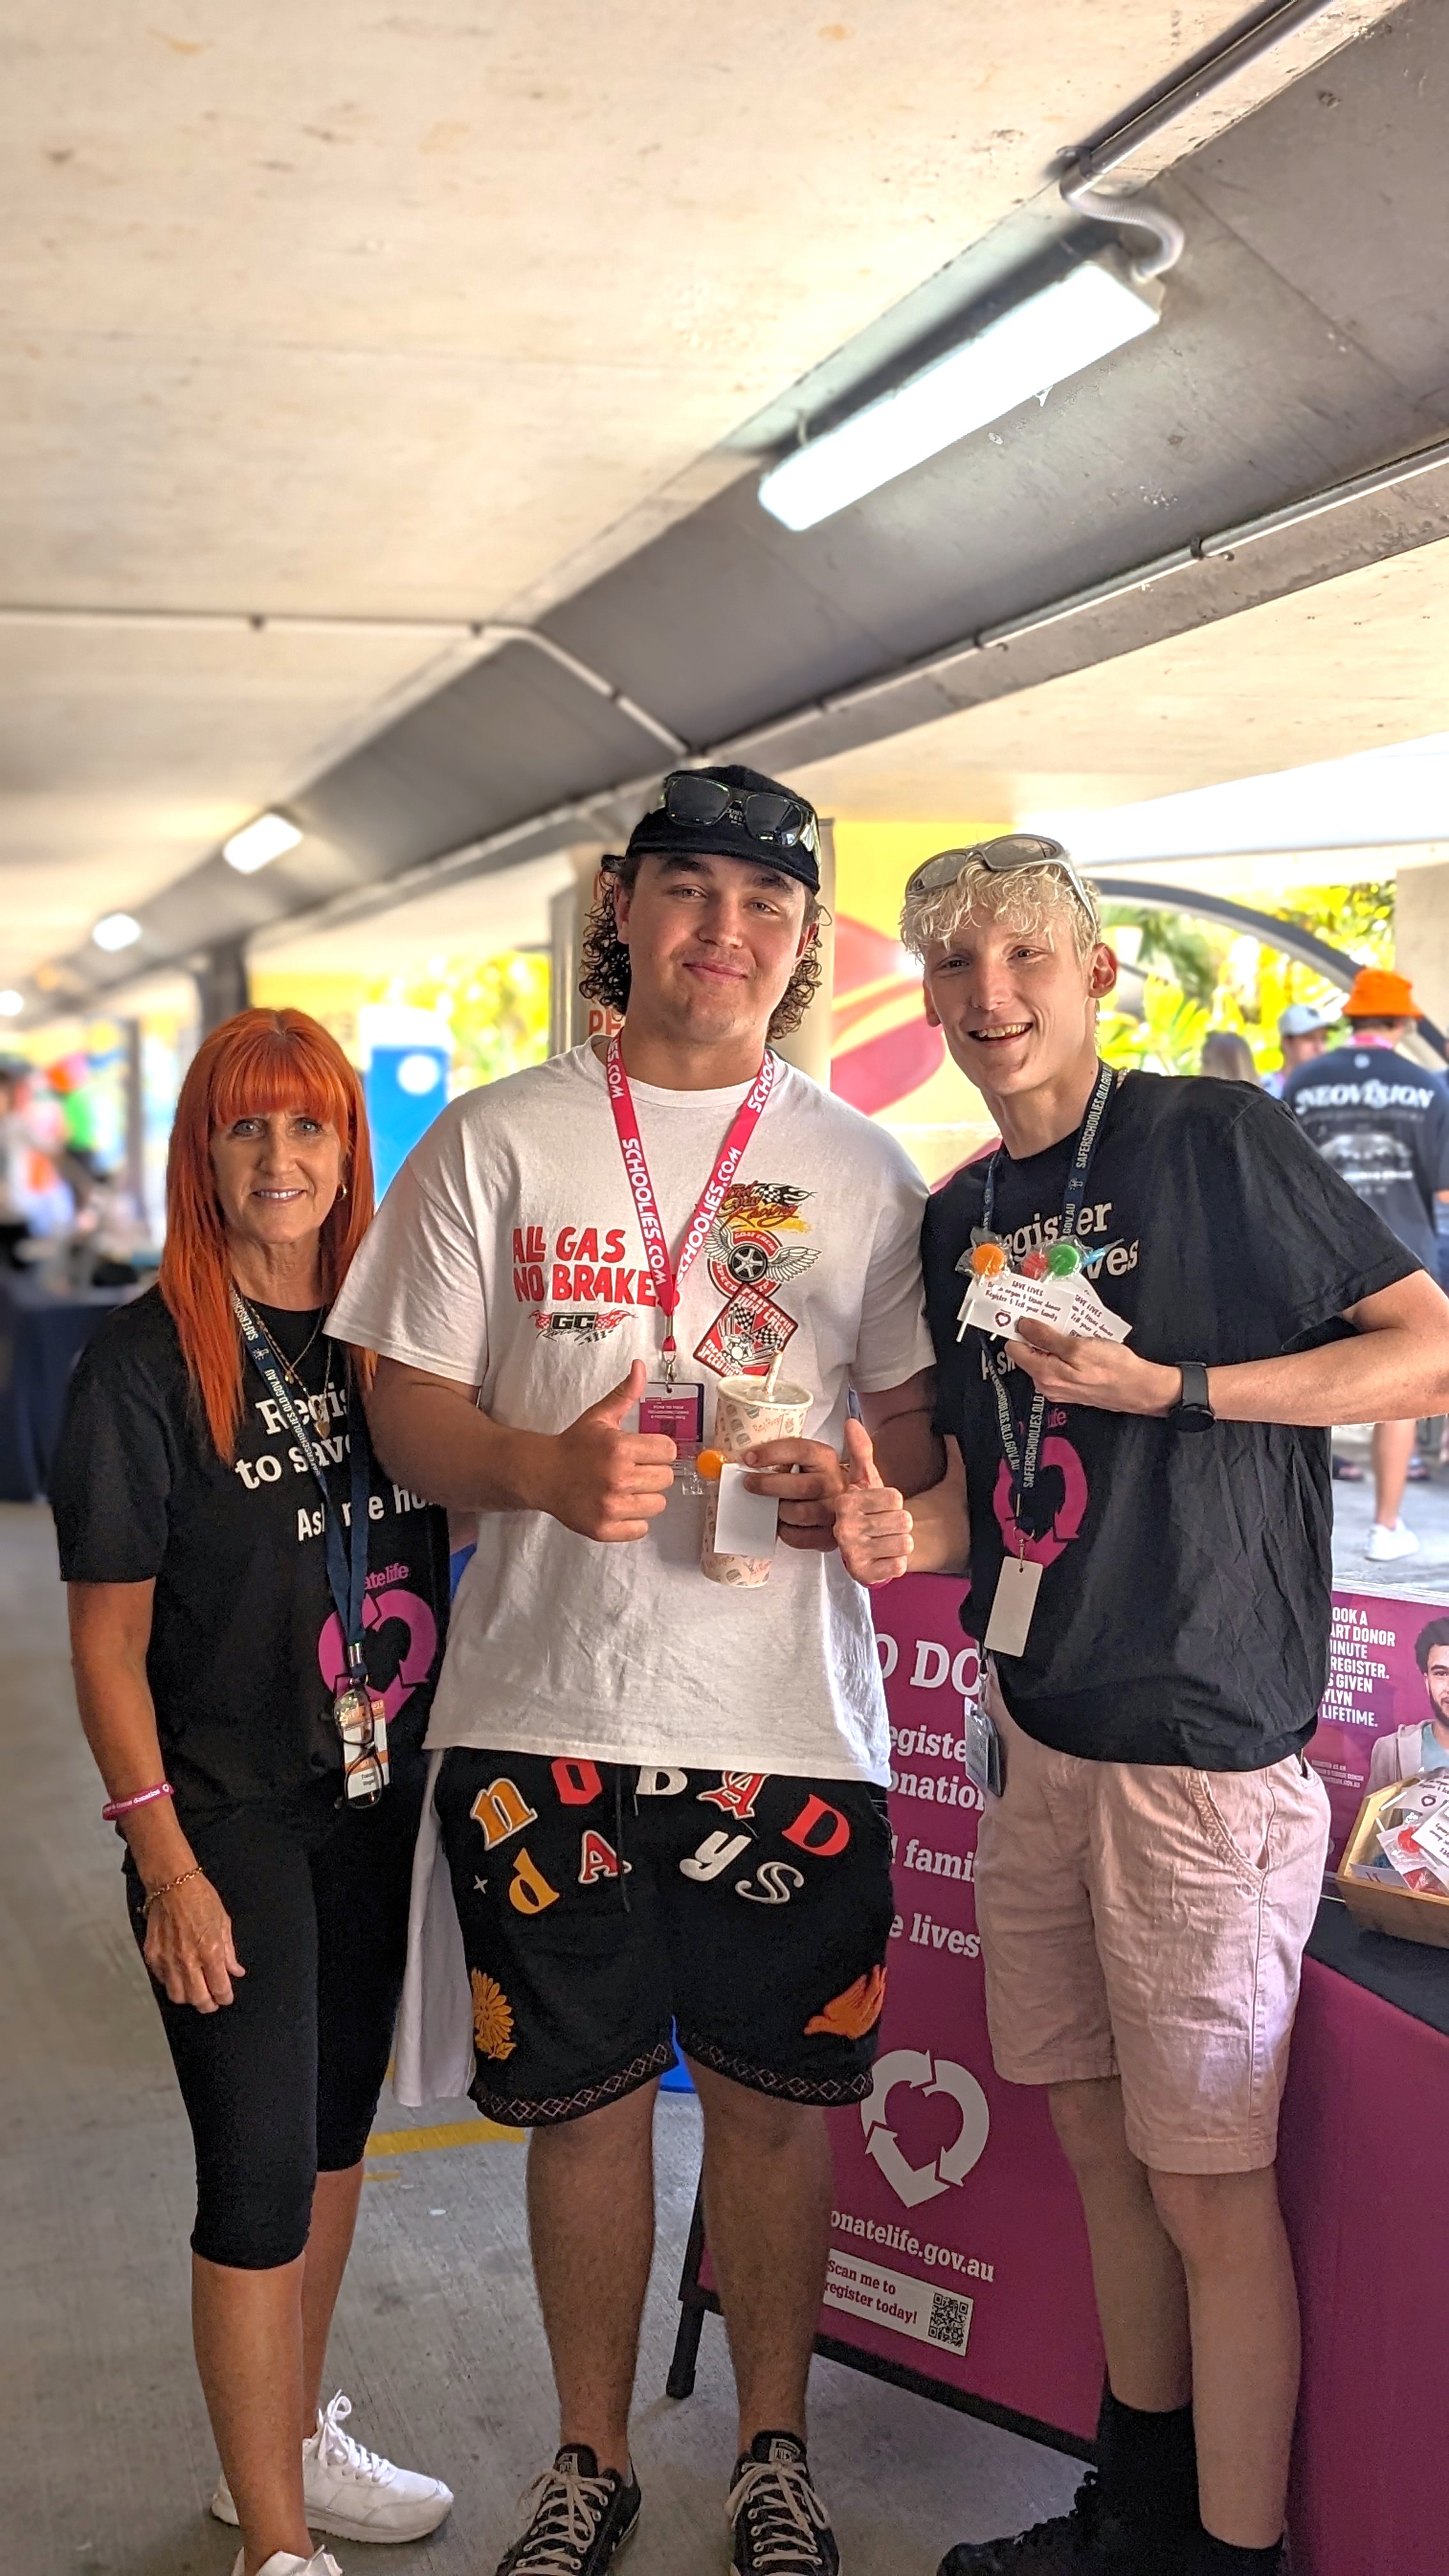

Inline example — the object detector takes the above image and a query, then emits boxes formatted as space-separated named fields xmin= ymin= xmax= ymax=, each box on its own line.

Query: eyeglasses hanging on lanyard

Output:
xmin=231 ymin=1290 xmax=389 ymax=1805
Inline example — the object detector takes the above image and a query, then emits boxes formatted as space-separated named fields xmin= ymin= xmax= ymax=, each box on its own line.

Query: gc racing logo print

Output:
xmin=533 ymin=1309 xmax=628 ymax=1343
xmin=693 ymin=1177 xmax=818 ymax=1379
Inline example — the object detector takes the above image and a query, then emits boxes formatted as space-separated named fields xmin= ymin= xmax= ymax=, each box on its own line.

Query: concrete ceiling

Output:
xmin=249 ymin=845 xmax=574 ymax=975
xmin=0 ymin=622 xmax=482 ymax=968
xmin=2 ymin=0 xmax=1266 ymax=981
xmin=793 ymin=526 xmax=1449 ymax=824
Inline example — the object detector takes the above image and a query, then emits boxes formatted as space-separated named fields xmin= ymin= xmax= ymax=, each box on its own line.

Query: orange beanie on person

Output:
xmin=1344 ymin=967 xmax=1419 ymax=1022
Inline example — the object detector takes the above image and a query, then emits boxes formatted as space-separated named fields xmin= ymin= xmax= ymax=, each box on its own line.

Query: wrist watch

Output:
xmin=1170 ymin=1360 xmax=1215 ymax=1431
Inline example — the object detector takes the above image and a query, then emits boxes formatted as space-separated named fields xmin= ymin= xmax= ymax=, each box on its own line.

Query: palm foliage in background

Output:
xmin=1098 ymin=883 xmax=1395 ymax=1076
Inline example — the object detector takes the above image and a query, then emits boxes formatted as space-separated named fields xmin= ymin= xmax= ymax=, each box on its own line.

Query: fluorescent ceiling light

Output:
xmin=224 ymin=810 xmax=303 ymax=873
xmin=93 ymin=912 xmax=142 ymax=952
xmin=0 ymin=988 xmax=23 ymax=1016
xmin=758 ymin=257 xmax=1162 ymax=532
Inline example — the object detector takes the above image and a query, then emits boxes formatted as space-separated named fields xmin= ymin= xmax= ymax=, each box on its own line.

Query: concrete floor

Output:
xmin=1 ymin=1501 xmax=1081 ymax=2576
xmin=1330 ymin=1422 xmax=1449 ymax=1596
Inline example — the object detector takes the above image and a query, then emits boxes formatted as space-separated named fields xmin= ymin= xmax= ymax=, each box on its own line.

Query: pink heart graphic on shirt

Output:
xmin=318 ymin=1585 xmax=438 ymax=1722
xmin=992 ymin=1436 xmax=1089 ymax=1567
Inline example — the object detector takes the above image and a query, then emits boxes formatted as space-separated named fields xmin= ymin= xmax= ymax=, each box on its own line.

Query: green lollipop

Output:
xmin=1046 ymin=1239 xmax=1082 ymax=1277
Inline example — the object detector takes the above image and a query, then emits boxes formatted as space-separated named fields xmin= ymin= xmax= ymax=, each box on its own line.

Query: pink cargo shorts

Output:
xmin=974 ymin=1691 xmax=1331 ymax=2174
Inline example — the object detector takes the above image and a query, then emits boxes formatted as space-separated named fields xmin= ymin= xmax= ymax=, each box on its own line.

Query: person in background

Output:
xmin=1283 ymin=967 xmax=1449 ymax=1563
xmin=1261 ymin=1002 xmax=1333 ymax=1098
xmin=47 ymin=1049 xmax=107 ymax=1205
xmin=50 ymin=1008 xmax=454 ymax=2576
xmin=1367 ymin=1615 xmax=1449 ymax=1789
xmin=1199 ymin=1030 xmax=1259 ymax=1085
xmin=0 ymin=1057 xmax=33 ymax=1265
xmin=831 ymin=833 xmax=1449 ymax=2576
xmin=0 ymin=1056 xmax=70 ymax=1248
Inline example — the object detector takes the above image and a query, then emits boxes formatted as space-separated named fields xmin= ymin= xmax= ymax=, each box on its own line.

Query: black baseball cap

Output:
xmin=623 ymin=764 xmax=821 ymax=895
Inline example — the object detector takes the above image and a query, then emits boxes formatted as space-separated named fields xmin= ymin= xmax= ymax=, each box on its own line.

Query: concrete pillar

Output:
xmin=121 ymin=1018 xmax=146 ymax=1219
xmin=193 ymin=942 xmax=250 ymax=1034
xmin=1393 ymin=863 xmax=1449 ymax=1037
xmin=548 ymin=844 xmax=608 ymax=1054
xmin=771 ymin=818 xmax=836 ymax=1087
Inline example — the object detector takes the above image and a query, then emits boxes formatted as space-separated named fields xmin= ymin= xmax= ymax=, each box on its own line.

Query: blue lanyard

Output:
xmin=231 ymin=1289 xmax=372 ymax=1679
xmin=979 ymin=1059 xmax=1117 ymax=1514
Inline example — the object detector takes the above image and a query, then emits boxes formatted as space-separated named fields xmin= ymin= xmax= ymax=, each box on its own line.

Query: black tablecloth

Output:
xmin=1307 ymin=1888 xmax=1449 ymax=2037
xmin=0 ymin=1274 xmax=134 ymax=1503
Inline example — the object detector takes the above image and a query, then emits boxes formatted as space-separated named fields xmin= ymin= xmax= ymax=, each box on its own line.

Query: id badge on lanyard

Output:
xmin=230 ymin=1290 xmax=390 ymax=1803
xmin=605 ymin=1035 xmax=776 ymax=1469
xmin=964 ymin=1698 xmax=1006 ymax=1798
xmin=970 ymin=1060 xmax=1116 ymax=1663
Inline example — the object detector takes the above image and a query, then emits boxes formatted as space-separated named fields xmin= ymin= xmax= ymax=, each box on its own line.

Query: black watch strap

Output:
xmin=1172 ymin=1360 xmax=1215 ymax=1429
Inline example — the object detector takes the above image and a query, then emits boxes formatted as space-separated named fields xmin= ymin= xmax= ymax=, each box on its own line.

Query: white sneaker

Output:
xmin=1367 ymin=1519 xmax=1420 ymax=1561
xmin=231 ymin=2553 xmax=343 ymax=2576
xmin=213 ymin=2391 xmax=453 ymax=2543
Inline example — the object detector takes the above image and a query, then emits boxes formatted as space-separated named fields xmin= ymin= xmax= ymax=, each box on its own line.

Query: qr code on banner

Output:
xmin=928 ymin=2290 xmax=970 ymax=2352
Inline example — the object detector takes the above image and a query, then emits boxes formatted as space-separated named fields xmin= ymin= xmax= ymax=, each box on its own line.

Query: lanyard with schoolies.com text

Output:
xmin=978 ymin=1057 xmax=1117 ymax=1532
xmin=604 ymin=1033 xmax=776 ymax=1383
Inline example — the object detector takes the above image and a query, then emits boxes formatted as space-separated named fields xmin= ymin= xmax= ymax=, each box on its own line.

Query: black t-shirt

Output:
xmin=1281 ymin=1041 xmax=1449 ymax=1270
xmin=923 ymin=1072 xmax=1419 ymax=1772
xmin=51 ymin=1286 xmax=450 ymax=1815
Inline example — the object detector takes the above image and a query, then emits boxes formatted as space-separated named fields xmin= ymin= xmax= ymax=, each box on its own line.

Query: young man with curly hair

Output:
xmin=329 ymin=765 xmax=939 ymax=2576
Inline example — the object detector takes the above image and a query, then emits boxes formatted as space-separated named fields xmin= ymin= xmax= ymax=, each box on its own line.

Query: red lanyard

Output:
xmin=604 ymin=1035 xmax=776 ymax=1375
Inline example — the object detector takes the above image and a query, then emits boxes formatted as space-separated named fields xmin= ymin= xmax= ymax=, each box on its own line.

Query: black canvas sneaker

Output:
xmin=494 ymin=2444 xmax=641 ymax=2575
xmin=937 ymin=2471 xmax=1177 ymax=2575
xmin=729 ymin=2432 xmax=840 ymax=2575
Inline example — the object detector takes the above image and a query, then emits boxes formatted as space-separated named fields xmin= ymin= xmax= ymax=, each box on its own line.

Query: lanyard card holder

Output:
xmin=964 ymin=1696 xmax=1005 ymax=1799
xmin=638 ymin=1379 xmax=705 ymax=1446
xmin=335 ymin=1667 xmax=390 ymax=1804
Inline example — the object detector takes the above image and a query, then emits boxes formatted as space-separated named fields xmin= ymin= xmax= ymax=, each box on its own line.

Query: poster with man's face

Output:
xmin=1418 ymin=1637 xmax=1449 ymax=1738
xmin=1312 ymin=1589 xmax=1449 ymax=1867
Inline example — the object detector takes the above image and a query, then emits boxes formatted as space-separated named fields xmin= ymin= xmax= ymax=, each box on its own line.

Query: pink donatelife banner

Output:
xmin=819 ymin=1574 xmax=1103 ymax=2444
xmin=813 ymin=1574 xmax=1439 ymax=2444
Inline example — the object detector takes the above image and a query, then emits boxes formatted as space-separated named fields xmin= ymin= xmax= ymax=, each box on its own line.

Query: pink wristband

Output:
xmin=102 ymin=1782 xmax=175 ymax=1822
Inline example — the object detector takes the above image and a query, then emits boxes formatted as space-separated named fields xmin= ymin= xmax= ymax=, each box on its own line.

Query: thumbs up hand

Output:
xmin=832 ymin=1416 xmax=914 ymax=1588
xmin=540 ymin=1359 xmax=677 ymax=1542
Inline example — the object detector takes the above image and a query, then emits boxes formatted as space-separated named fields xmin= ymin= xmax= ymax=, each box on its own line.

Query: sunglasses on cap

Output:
xmin=652 ymin=770 xmax=820 ymax=856
xmin=905 ymin=832 xmax=1097 ymax=920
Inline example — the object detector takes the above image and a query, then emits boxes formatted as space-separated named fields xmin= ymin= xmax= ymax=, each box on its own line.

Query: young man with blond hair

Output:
xmin=832 ymin=835 xmax=1449 ymax=2576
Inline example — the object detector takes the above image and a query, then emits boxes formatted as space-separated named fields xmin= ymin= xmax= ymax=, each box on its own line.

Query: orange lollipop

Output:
xmin=970 ymin=1241 xmax=1008 ymax=1278
xmin=696 ymin=1449 xmax=724 ymax=1482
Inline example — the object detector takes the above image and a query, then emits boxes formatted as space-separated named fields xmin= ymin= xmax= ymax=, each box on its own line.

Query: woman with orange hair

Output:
xmin=50 ymin=1009 xmax=454 ymax=2576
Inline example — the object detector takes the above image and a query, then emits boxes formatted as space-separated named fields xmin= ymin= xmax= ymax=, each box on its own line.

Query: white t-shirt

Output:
xmin=328 ymin=1043 xmax=933 ymax=1782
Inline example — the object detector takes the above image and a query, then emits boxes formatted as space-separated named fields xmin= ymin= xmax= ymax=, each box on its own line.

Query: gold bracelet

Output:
xmin=143 ymin=1864 xmax=204 ymax=1915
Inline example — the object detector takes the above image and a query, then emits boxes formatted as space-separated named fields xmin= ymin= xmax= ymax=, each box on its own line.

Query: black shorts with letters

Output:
xmin=434 ymin=1750 xmax=895 ymax=2125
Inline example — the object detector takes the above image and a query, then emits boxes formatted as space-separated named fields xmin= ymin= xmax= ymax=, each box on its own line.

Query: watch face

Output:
xmin=1174 ymin=1362 xmax=1212 ymax=1426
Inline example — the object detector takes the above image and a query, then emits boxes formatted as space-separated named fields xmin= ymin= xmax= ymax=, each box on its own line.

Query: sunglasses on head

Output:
xmin=655 ymin=771 xmax=820 ymax=855
xmin=905 ymin=832 xmax=1097 ymax=920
